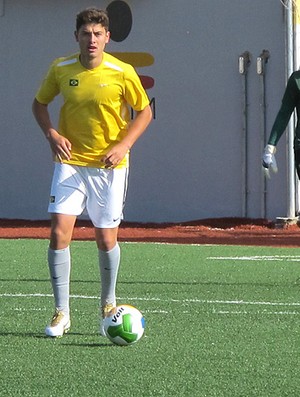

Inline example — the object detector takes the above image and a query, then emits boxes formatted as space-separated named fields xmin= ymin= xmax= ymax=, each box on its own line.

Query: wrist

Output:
xmin=45 ymin=128 xmax=58 ymax=140
xmin=265 ymin=144 xmax=276 ymax=154
xmin=121 ymin=141 xmax=132 ymax=151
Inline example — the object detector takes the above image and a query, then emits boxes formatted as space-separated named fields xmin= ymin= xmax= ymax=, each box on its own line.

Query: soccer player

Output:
xmin=32 ymin=8 xmax=152 ymax=337
xmin=262 ymin=71 xmax=300 ymax=178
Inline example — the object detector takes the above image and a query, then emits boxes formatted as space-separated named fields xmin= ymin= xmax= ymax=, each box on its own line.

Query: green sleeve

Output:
xmin=268 ymin=72 xmax=299 ymax=146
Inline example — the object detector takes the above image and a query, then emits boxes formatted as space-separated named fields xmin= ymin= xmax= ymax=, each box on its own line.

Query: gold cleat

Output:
xmin=100 ymin=303 xmax=116 ymax=336
xmin=45 ymin=309 xmax=70 ymax=337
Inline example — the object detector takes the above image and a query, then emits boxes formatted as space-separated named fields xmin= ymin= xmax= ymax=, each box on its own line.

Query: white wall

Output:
xmin=0 ymin=0 xmax=288 ymax=222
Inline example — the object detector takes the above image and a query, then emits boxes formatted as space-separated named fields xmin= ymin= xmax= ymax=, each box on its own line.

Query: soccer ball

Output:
xmin=103 ymin=304 xmax=145 ymax=346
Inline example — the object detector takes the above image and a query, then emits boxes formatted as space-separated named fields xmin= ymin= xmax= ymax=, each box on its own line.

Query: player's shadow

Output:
xmin=0 ymin=331 xmax=113 ymax=347
xmin=0 ymin=278 xmax=50 ymax=283
xmin=1 ymin=277 xmax=297 ymax=287
xmin=0 ymin=331 xmax=48 ymax=338
xmin=61 ymin=341 xmax=113 ymax=348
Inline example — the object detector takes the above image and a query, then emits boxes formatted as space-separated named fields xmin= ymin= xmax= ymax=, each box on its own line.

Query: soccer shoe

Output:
xmin=100 ymin=303 xmax=116 ymax=337
xmin=45 ymin=309 xmax=70 ymax=337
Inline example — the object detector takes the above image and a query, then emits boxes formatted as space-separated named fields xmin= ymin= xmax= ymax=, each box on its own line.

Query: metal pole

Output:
xmin=239 ymin=51 xmax=251 ymax=217
xmin=285 ymin=0 xmax=296 ymax=218
xmin=294 ymin=0 xmax=300 ymax=215
xmin=257 ymin=50 xmax=270 ymax=218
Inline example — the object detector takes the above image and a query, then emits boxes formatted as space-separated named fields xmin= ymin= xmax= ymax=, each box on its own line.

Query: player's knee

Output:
xmin=97 ymin=239 xmax=117 ymax=252
xmin=95 ymin=229 xmax=118 ymax=251
xmin=49 ymin=227 xmax=71 ymax=250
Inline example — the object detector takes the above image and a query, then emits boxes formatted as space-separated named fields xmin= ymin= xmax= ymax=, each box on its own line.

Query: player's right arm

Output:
xmin=267 ymin=73 xmax=299 ymax=147
xmin=262 ymin=72 xmax=299 ymax=177
xmin=32 ymin=98 xmax=72 ymax=162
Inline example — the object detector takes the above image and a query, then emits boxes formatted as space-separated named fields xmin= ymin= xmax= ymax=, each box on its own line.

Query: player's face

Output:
xmin=75 ymin=23 xmax=110 ymax=61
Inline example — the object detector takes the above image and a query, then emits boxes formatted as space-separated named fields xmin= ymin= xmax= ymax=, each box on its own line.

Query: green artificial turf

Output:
xmin=0 ymin=239 xmax=300 ymax=396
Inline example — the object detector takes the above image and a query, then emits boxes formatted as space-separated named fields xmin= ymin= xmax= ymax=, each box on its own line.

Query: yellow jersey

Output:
xmin=35 ymin=52 xmax=150 ymax=168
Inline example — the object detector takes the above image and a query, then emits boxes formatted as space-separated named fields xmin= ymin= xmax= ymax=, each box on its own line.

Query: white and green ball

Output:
xmin=103 ymin=304 xmax=145 ymax=346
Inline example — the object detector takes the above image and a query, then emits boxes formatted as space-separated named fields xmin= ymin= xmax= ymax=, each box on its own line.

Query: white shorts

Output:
xmin=48 ymin=163 xmax=129 ymax=228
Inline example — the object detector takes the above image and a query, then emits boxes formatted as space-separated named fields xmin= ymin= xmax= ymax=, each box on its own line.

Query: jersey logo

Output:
xmin=69 ymin=79 xmax=79 ymax=86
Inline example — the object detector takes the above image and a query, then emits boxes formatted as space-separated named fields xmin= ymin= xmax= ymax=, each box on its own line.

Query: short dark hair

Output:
xmin=76 ymin=8 xmax=109 ymax=32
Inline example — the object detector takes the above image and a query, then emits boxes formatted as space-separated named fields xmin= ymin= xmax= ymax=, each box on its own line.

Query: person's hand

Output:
xmin=101 ymin=142 xmax=130 ymax=168
xmin=262 ymin=144 xmax=278 ymax=178
xmin=47 ymin=129 xmax=72 ymax=162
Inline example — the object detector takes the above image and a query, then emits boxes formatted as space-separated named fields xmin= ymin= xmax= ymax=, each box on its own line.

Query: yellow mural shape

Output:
xmin=109 ymin=52 xmax=154 ymax=67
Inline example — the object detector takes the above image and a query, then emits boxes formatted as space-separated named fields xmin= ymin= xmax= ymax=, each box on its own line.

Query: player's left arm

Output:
xmin=102 ymin=105 xmax=152 ymax=168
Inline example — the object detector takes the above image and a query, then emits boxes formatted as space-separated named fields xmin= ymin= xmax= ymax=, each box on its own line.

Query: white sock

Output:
xmin=99 ymin=243 xmax=120 ymax=308
xmin=48 ymin=247 xmax=71 ymax=316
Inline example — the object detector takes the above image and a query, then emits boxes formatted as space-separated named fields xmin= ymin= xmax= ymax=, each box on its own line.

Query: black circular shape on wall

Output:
xmin=106 ymin=1 xmax=132 ymax=42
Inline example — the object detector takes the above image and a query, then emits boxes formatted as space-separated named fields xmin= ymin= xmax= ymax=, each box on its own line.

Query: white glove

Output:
xmin=262 ymin=144 xmax=278 ymax=178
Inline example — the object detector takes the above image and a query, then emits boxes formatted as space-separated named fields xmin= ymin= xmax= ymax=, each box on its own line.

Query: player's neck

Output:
xmin=79 ymin=53 xmax=103 ymax=70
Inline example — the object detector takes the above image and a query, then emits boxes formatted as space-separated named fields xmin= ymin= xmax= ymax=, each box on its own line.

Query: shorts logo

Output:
xmin=50 ymin=196 xmax=55 ymax=203
xmin=69 ymin=79 xmax=79 ymax=86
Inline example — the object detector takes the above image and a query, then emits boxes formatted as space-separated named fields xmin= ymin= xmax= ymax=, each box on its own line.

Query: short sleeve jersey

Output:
xmin=35 ymin=52 xmax=150 ymax=168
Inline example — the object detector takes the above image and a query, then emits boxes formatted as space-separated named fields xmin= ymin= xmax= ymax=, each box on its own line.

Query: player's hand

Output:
xmin=47 ymin=129 xmax=72 ymax=162
xmin=101 ymin=142 xmax=130 ymax=168
xmin=262 ymin=144 xmax=278 ymax=178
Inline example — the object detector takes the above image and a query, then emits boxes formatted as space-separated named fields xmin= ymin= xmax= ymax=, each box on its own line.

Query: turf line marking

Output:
xmin=0 ymin=293 xmax=53 ymax=298
xmin=214 ymin=309 xmax=300 ymax=315
xmin=208 ymin=255 xmax=300 ymax=261
xmin=1 ymin=293 xmax=300 ymax=308
xmin=199 ymin=299 xmax=300 ymax=306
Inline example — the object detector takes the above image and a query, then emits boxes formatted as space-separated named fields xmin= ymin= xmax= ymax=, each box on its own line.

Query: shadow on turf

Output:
xmin=0 ymin=331 xmax=113 ymax=346
xmin=0 ymin=278 xmax=203 ymax=285
xmin=61 ymin=341 xmax=113 ymax=348
xmin=0 ymin=332 xmax=45 ymax=338
xmin=1 ymin=277 xmax=299 ymax=287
